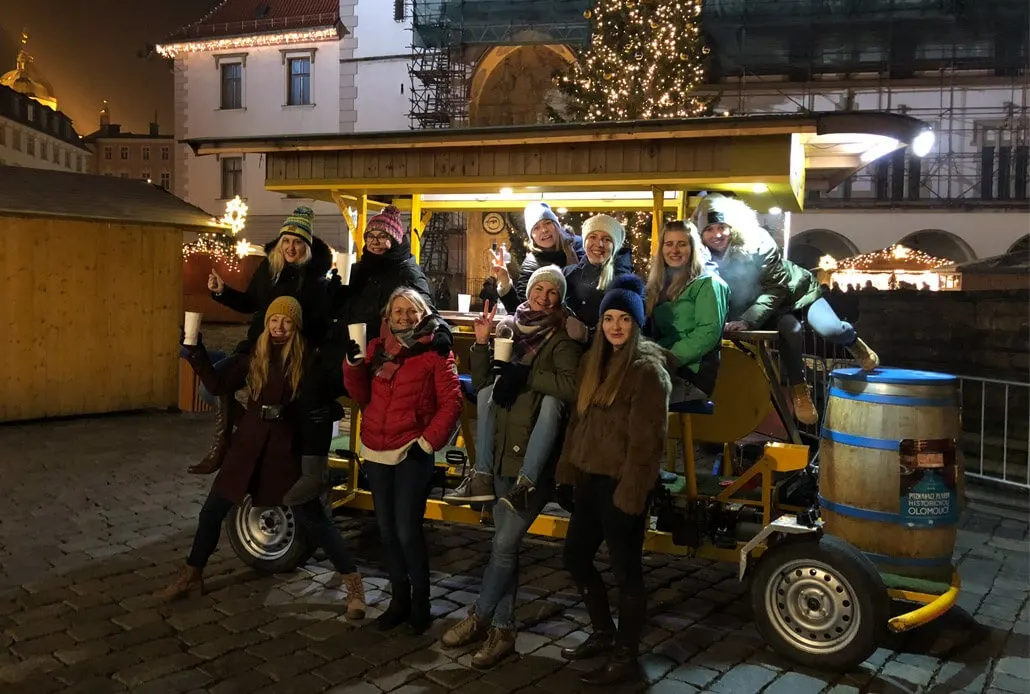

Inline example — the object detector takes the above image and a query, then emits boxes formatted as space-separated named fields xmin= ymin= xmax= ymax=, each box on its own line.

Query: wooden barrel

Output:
xmin=819 ymin=367 xmax=962 ymax=582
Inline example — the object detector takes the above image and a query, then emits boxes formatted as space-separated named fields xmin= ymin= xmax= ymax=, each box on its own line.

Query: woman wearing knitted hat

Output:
xmin=645 ymin=220 xmax=729 ymax=403
xmin=562 ymin=214 xmax=634 ymax=340
xmin=194 ymin=206 xmax=333 ymax=477
xmin=694 ymin=194 xmax=878 ymax=424
xmin=158 ymin=297 xmax=366 ymax=621
xmin=439 ymin=265 xmax=582 ymax=668
xmin=556 ymin=274 xmax=673 ymax=684
xmin=330 ymin=204 xmax=451 ymax=357
xmin=490 ymin=202 xmax=584 ymax=313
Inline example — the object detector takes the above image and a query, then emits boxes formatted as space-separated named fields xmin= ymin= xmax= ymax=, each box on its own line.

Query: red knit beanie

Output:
xmin=364 ymin=205 xmax=405 ymax=245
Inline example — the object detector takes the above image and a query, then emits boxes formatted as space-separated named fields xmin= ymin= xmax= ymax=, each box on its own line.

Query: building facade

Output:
xmin=83 ymin=104 xmax=177 ymax=190
xmin=0 ymin=85 xmax=92 ymax=173
xmin=158 ymin=0 xmax=413 ymax=249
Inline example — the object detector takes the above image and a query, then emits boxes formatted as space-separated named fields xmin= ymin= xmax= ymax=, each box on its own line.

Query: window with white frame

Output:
xmin=160 ymin=172 xmax=170 ymax=189
xmin=141 ymin=170 xmax=150 ymax=181
xmin=283 ymin=49 xmax=316 ymax=106
xmin=12 ymin=131 xmax=21 ymax=151
xmin=76 ymin=155 xmax=83 ymax=172
xmin=27 ymin=137 xmax=35 ymax=156
xmin=217 ymin=55 xmax=246 ymax=110
xmin=161 ymin=146 xmax=170 ymax=160
xmin=142 ymin=146 xmax=150 ymax=161
xmin=64 ymin=151 xmax=71 ymax=168
xmin=52 ymin=146 xmax=59 ymax=163
xmin=120 ymin=146 xmax=129 ymax=160
xmin=221 ymin=156 xmax=243 ymax=199
xmin=104 ymin=146 xmax=112 ymax=160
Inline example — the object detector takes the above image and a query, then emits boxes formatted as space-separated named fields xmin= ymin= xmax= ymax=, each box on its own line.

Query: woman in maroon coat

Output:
xmin=157 ymin=297 xmax=366 ymax=620
xmin=343 ymin=287 xmax=463 ymax=634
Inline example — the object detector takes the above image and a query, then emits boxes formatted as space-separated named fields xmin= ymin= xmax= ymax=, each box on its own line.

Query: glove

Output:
xmin=491 ymin=361 xmax=530 ymax=410
xmin=180 ymin=328 xmax=204 ymax=352
xmin=431 ymin=327 xmax=453 ymax=357
xmin=345 ymin=338 xmax=363 ymax=363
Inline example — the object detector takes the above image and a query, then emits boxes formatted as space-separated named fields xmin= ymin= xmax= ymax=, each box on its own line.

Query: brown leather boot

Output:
xmin=471 ymin=626 xmax=516 ymax=669
xmin=153 ymin=566 xmax=204 ymax=601
xmin=441 ymin=605 xmax=489 ymax=648
xmin=848 ymin=337 xmax=880 ymax=371
xmin=790 ymin=384 xmax=819 ymax=426
xmin=188 ymin=395 xmax=232 ymax=474
xmin=341 ymin=572 xmax=366 ymax=621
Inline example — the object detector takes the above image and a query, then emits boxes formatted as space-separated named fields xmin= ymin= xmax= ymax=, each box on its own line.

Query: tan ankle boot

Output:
xmin=188 ymin=396 xmax=231 ymax=475
xmin=153 ymin=566 xmax=204 ymax=601
xmin=790 ymin=384 xmax=819 ymax=426
xmin=341 ymin=572 xmax=366 ymax=620
xmin=848 ymin=337 xmax=880 ymax=371
xmin=441 ymin=606 xmax=489 ymax=648
xmin=471 ymin=626 xmax=516 ymax=669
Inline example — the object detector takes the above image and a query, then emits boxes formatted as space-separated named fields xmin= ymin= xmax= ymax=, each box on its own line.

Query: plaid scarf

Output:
xmin=370 ymin=314 xmax=440 ymax=381
xmin=501 ymin=303 xmax=567 ymax=365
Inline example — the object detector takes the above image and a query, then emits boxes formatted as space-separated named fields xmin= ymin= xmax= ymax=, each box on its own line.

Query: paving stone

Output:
xmin=0 ymin=654 xmax=60 ymax=684
xmin=256 ymin=649 xmax=327 ymax=682
xmin=53 ymin=639 xmax=114 ymax=666
xmin=881 ymin=659 xmax=935 ymax=687
xmin=199 ymin=651 xmax=266 ymax=680
xmin=424 ymin=662 xmax=481 ymax=689
xmin=645 ymin=681 xmax=699 ymax=693
xmin=189 ymin=630 xmax=267 ymax=660
xmin=707 ymin=663 xmax=778 ymax=692
xmin=324 ymin=682 xmax=382 ymax=694
xmin=8 ymin=631 xmax=77 ymax=658
xmin=4 ymin=616 xmax=68 ymax=642
xmin=113 ymin=652 xmax=202 ymax=688
xmin=208 ymin=671 xmax=275 ymax=694
xmin=298 ymin=617 xmax=352 ymax=642
xmin=53 ymin=650 xmax=142 ymax=683
xmin=995 ymin=656 xmax=1030 ymax=679
xmin=365 ymin=662 xmax=420 ymax=692
xmin=763 ymin=671 xmax=831 ymax=694
xmin=991 ymin=672 xmax=1029 ymax=693
xmin=311 ymin=656 xmax=372 ymax=686
xmin=132 ymin=668 xmax=215 ymax=694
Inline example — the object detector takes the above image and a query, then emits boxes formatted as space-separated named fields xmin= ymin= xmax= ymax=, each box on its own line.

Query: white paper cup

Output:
xmin=493 ymin=337 xmax=514 ymax=363
xmin=348 ymin=323 xmax=367 ymax=359
xmin=457 ymin=293 xmax=472 ymax=313
xmin=335 ymin=251 xmax=352 ymax=285
xmin=184 ymin=311 xmax=203 ymax=346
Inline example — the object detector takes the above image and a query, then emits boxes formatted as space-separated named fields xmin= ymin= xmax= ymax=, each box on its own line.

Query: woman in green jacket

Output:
xmin=644 ymin=220 xmax=729 ymax=401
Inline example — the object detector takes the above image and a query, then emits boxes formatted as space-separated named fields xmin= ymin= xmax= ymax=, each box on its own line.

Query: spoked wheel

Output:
xmin=225 ymin=496 xmax=314 ymax=573
xmin=751 ymin=535 xmax=888 ymax=671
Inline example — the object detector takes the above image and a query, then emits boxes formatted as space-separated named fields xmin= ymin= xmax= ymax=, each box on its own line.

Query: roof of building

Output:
xmin=166 ymin=0 xmax=341 ymax=41
xmin=1 ymin=33 xmax=58 ymax=111
xmin=959 ymin=249 xmax=1030 ymax=274
xmin=0 ymin=166 xmax=219 ymax=229
xmin=0 ymin=84 xmax=89 ymax=150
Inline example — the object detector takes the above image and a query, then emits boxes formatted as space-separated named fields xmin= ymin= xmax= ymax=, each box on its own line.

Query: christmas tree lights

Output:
xmin=555 ymin=0 xmax=710 ymax=273
xmin=183 ymin=232 xmax=241 ymax=272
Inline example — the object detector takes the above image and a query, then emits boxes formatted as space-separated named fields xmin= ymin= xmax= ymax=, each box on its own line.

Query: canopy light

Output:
xmin=768 ymin=206 xmax=782 ymax=215
xmin=912 ymin=130 xmax=935 ymax=158
xmin=751 ymin=183 xmax=769 ymax=194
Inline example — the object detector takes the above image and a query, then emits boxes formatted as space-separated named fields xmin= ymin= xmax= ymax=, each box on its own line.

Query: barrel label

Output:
xmin=899 ymin=439 xmax=958 ymax=526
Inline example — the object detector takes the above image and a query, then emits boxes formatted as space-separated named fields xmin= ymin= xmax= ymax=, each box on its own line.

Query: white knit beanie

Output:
xmin=526 ymin=264 xmax=567 ymax=304
xmin=581 ymin=214 xmax=625 ymax=251
xmin=523 ymin=202 xmax=561 ymax=236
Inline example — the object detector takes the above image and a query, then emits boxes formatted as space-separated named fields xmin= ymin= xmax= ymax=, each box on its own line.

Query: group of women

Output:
xmin=156 ymin=196 xmax=878 ymax=684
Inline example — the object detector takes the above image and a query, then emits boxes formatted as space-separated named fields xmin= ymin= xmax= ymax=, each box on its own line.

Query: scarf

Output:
xmin=502 ymin=303 xmax=567 ymax=365
xmin=369 ymin=314 xmax=440 ymax=381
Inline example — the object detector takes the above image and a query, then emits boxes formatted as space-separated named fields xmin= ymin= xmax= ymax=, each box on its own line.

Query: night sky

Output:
xmin=0 ymin=0 xmax=217 ymax=135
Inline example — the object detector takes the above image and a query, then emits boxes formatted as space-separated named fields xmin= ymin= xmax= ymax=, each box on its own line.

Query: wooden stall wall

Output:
xmin=0 ymin=215 xmax=183 ymax=421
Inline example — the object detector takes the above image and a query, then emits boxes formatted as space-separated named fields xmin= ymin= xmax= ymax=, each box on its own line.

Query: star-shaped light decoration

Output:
xmin=220 ymin=195 xmax=249 ymax=236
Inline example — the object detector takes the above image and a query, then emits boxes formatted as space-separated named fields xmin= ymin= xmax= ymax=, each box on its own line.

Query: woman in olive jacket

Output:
xmin=645 ymin=220 xmax=729 ymax=401
xmin=556 ymin=274 xmax=673 ymax=685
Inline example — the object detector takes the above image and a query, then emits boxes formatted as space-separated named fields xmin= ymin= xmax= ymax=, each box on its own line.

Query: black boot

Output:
xmin=408 ymin=584 xmax=432 ymax=635
xmin=188 ymin=395 xmax=232 ymax=474
xmin=375 ymin=580 xmax=411 ymax=631
xmin=562 ymin=579 xmax=615 ymax=660
xmin=580 ymin=594 xmax=647 ymax=685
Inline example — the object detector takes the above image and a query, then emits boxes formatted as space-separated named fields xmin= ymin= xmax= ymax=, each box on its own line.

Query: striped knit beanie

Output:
xmin=365 ymin=205 xmax=406 ymax=245
xmin=279 ymin=206 xmax=314 ymax=246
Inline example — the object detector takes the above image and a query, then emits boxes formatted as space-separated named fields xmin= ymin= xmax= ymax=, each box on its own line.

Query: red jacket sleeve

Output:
xmin=342 ymin=338 xmax=378 ymax=407
xmin=421 ymin=352 xmax=463 ymax=451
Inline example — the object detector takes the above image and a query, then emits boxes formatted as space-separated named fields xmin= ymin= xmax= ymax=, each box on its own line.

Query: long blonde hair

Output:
xmin=645 ymin=220 xmax=705 ymax=315
xmin=268 ymin=236 xmax=312 ymax=282
xmin=575 ymin=321 xmax=641 ymax=416
xmin=246 ymin=327 xmax=306 ymax=400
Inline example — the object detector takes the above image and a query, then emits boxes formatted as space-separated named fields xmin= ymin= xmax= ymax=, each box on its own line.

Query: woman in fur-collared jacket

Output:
xmin=555 ymin=274 xmax=673 ymax=686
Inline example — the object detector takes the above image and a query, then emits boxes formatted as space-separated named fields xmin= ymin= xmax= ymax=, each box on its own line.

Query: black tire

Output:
xmin=224 ymin=496 xmax=315 ymax=573
xmin=750 ymin=534 xmax=888 ymax=671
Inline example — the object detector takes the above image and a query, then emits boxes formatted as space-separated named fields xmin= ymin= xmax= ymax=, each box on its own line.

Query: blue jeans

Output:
xmin=774 ymin=297 xmax=857 ymax=385
xmin=474 ymin=384 xmax=565 ymax=484
xmin=362 ymin=448 xmax=435 ymax=590
xmin=180 ymin=348 xmax=229 ymax=405
xmin=474 ymin=476 xmax=549 ymax=628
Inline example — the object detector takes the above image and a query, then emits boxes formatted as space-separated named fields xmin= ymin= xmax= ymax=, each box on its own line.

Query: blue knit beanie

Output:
xmin=599 ymin=274 xmax=646 ymax=327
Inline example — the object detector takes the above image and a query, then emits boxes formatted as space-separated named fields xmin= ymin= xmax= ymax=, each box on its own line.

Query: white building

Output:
xmin=158 ymin=0 xmax=413 ymax=249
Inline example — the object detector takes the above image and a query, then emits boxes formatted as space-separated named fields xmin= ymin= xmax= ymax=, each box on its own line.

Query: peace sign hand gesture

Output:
xmin=489 ymin=248 xmax=511 ymax=294
xmin=474 ymin=300 xmax=497 ymax=345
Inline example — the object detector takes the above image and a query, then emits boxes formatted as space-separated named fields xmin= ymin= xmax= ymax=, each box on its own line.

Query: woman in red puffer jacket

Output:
xmin=343 ymin=287 xmax=462 ymax=635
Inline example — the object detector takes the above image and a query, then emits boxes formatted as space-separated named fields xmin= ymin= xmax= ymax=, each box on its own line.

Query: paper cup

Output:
xmin=457 ymin=294 xmax=472 ymax=313
xmin=348 ymin=323 xmax=367 ymax=359
xmin=183 ymin=311 xmax=203 ymax=346
xmin=493 ymin=337 xmax=514 ymax=363
xmin=335 ymin=251 xmax=352 ymax=285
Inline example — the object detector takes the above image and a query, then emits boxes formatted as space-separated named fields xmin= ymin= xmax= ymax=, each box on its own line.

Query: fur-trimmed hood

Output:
xmin=262 ymin=235 xmax=333 ymax=277
xmin=691 ymin=194 xmax=767 ymax=252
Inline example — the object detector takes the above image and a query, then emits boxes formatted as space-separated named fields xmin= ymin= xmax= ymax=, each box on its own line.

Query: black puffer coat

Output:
xmin=497 ymin=233 xmax=585 ymax=313
xmin=213 ymin=236 xmax=332 ymax=348
xmin=563 ymin=246 xmax=634 ymax=329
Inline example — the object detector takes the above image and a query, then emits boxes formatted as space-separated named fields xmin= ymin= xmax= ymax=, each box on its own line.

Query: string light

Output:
xmin=555 ymin=0 xmax=709 ymax=273
xmin=156 ymin=27 xmax=340 ymax=58
xmin=184 ymin=232 xmax=241 ymax=272
xmin=837 ymin=244 xmax=954 ymax=271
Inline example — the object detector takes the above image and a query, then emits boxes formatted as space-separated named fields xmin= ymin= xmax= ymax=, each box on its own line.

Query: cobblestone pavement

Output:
xmin=1 ymin=412 xmax=1027 ymax=694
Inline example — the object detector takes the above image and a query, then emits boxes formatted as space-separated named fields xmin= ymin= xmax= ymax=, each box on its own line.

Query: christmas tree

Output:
xmin=558 ymin=0 xmax=710 ymax=122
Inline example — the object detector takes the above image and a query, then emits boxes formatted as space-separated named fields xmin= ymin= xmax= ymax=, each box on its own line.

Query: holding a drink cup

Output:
xmin=183 ymin=311 xmax=203 ymax=346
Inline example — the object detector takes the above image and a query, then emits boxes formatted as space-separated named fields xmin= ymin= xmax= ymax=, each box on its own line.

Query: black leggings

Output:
xmin=187 ymin=489 xmax=356 ymax=574
xmin=563 ymin=473 xmax=648 ymax=597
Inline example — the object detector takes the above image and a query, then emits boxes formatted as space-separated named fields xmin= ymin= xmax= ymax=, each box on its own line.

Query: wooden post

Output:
xmin=355 ymin=195 xmax=368 ymax=256
xmin=677 ymin=190 xmax=690 ymax=224
xmin=650 ymin=185 xmax=665 ymax=258
xmin=409 ymin=194 xmax=422 ymax=264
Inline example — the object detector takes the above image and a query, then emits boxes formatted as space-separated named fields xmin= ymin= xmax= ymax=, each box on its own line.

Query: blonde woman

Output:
xmin=343 ymin=287 xmax=462 ymax=635
xmin=645 ymin=220 xmax=729 ymax=402
xmin=556 ymin=275 xmax=672 ymax=685
xmin=158 ymin=297 xmax=366 ymax=621
xmin=563 ymin=214 xmax=634 ymax=341
xmin=196 ymin=206 xmax=332 ymax=476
